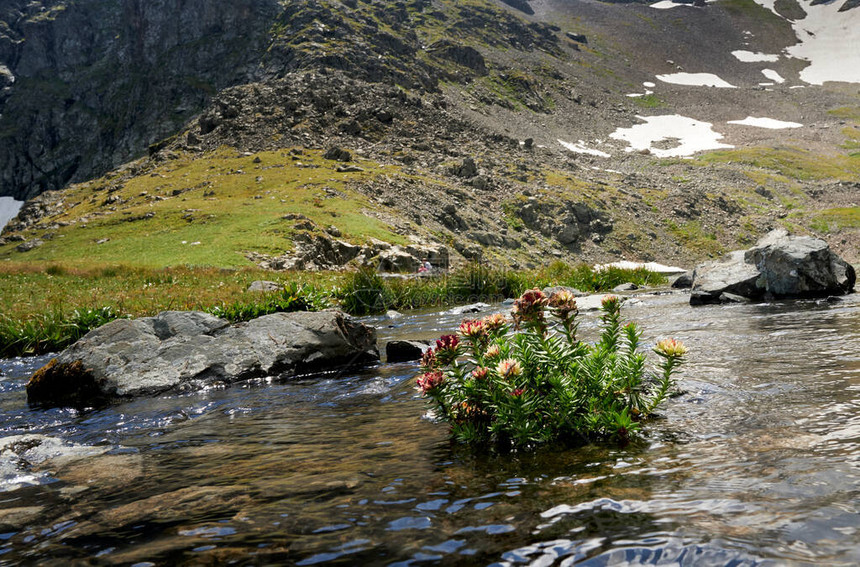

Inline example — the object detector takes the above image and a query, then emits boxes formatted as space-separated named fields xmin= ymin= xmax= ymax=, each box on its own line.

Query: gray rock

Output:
xmin=248 ymin=280 xmax=282 ymax=292
xmin=15 ymin=238 xmax=44 ymax=252
xmin=323 ymin=147 xmax=352 ymax=162
xmin=376 ymin=248 xmax=420 ymax=272
xmin=745 ymin=229 xmax=855 ymax=297
xmin=542 ymin=286 xmax=586 ymax=298
xmin=612 ymin=282 xmax=639 ymax=293
xmin=671 ymin=271 xmax=694 ymax=289
xmin=691 ymin=230 xmax=855 ymax=305
xmin=574 ymin=294 xmax=626 ymax=312
xmin=27 ymin=310 xmax=379 ymax=407
xmin=690 ymin=250 xmax=762 ymax=305
xmin=719 ymin=292 xmax=751 ymax=304
xmin=385 ymin=340 xmax=431 ymax=363
xmin=446 ymin=303 xmax=490 ymax=315
xmin=451 ymin=157 xmax=478 ymax=178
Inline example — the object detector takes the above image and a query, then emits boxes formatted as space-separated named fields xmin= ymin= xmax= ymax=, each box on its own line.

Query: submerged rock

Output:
xmin=691 ymin=230 xmax=855 ymax=305
xmin=27 ymin=310 xmax=379 ymax=407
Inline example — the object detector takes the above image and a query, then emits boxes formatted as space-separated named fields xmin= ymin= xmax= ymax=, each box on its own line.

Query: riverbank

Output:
xmin=0 ymin=261 xmax=666 ymax=357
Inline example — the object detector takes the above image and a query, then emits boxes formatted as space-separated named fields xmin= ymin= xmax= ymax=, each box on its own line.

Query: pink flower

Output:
xmin=471 ymin=366 xmax=489 ymax=381
xmin=549 ymin=290 xmax=578 ymax=318
xmin=601 ymin=295 xmax=621 ymax=311
xmin=416 ymin=370 xmax=445 ymax=394
xmin=458 ymin=319 xmax=486 ymax=342
xmin=481 ymin=313 xmax=508 ymax=333
xmin=496 ymin=358 xmax=522 ymax=379
xmin=510 ymin=388 xmax=525 ymax=397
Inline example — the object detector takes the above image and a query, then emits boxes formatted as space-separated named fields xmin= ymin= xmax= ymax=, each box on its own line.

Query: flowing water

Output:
xmin=1 ymin=291 xmax=858 ymax=565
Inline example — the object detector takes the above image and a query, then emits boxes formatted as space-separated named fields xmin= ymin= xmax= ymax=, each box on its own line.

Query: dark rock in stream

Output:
xmin=385 ymin=340 xmax=431 ymax=363
xmin=691 ymin=230 xmax=855 ymax=305
xmin=26 ymin=310 xmax=379 ymax=407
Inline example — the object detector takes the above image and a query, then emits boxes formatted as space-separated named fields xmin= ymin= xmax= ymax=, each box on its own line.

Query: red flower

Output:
xmin=512 ymin=289 xmax=548 ymax=330
xmin=471 ymin=366 xmax=489 ymax=381
xmin=416 ymin=370 xmax=445 ymax=394
xmin=510 ymin=388 xmax=525 ymax=397
xmin=436 ymin=334 xmax=460 ymax=352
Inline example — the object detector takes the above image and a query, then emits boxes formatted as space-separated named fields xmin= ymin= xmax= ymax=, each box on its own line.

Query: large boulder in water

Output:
xmin=691 ymin=230 xmax=855 ymax=305
xmin=27 ymin=310 xmax=379 ymax=407
xmin=744 ymin=230 xmax=855 ymax=297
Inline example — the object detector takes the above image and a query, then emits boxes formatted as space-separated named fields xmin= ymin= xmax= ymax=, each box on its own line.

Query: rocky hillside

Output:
xmin=1 ymin=0 xmax=858 ymax=269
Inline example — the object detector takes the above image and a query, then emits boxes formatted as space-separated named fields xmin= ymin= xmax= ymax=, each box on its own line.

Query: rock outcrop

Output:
xmin=252 ymin=233 xmax=449 ymax=272
xmin=690 ymin=230 xmax=855 ymax=305
xmin=27 ymin=310 xmax=379 ymax=407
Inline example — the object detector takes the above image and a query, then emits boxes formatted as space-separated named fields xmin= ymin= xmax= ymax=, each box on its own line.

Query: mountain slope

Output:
xmin=1 ymin=0 xmax=857 ymax=268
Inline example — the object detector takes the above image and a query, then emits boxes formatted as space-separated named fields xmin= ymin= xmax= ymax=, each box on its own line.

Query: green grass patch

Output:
xmin=664 ymin=220 xmax=723 ymax=256
xmin=828 ymin=106 xmax=860 ymax=122
xmin=632 ymin=93 xmax=665 ymax=109
xmin=0 ymin=148 xmax=409 ymax=268
xmin=696 ymin=146 xmax=860 ymax=183
xmin=808 ymin=207 xmax=860 ymax=233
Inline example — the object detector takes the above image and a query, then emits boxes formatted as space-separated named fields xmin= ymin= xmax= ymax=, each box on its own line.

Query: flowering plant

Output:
xmin=416 ymin=289 xmax=688 ymax=449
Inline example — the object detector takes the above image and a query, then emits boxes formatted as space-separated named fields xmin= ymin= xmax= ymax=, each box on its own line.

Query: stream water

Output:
xmin=1 ymin=291 xmax=858 ymax=565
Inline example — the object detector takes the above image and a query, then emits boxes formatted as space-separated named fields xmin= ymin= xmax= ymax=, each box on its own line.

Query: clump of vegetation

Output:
xmin=207 ymin=282 xmax=330 ymax=321
xmin=0 ymin=307 xmax=121 ymax=357
xmin=337 ymin=262 xmax=665 ymax=315
xmin=416 ymin=290 xmax=687 ymax=450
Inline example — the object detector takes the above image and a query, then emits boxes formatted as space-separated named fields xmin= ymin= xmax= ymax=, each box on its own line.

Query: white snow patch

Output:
xmin=732 ymin=50 xmax=780 ymax=62
xmin=727 ymin=116 xmax=803 ymax=129
xmin=0 ymin=197 xmax=23 ymax=232
xmin=650 ymin=0 xmax=682 ymax=9
xmin=626 ymin=90 xmax=653 ymax=98
xmin=643 ymin=81 xmax=656 ymax=88
xmin=759 ymin=82 xmax=775 ymax=86
xmin=753 ymin=0 xmax=860 ymax=85
xmin=558 ymin=139 xmax=611 ymax=158
xmin=609 ymin=114 xmax=733 ymax=158
xmin=594 ymin=261 xmax=687 ymax=275
xmin=761 ymin=68 xmax=785 ymax=83
xmin=656 ymin=72 xmax=736 ymax=88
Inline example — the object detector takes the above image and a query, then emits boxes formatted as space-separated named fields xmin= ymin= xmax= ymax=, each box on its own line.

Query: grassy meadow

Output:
xmin=0 ymin=261 xmax=666 ymax=357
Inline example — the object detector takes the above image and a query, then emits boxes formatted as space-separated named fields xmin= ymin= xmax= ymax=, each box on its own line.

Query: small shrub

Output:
xmin=338 ymin=267 xmax=388 ymax=315
xmin=207 ymin=282 xmax=330 ymax=322
xmin=416 ymin=289 xmax=687 ymax=450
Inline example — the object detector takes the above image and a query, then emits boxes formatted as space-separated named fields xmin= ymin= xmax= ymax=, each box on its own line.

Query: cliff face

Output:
xmin=0 ymin=0 xmax=565 ymax=200
xmin=0 ymin=0 xmax=280 ymax=200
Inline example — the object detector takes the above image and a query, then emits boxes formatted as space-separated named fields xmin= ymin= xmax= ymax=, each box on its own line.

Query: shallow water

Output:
xmin=1 ymin=291 xmax=858 ymax=565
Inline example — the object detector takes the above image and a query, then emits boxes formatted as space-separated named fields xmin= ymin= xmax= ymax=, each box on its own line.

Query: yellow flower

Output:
xmin=496 ymin=358 xmax=522 ymax=378
xmin=654 ymin=338 xmax=688 ymax=358
xmin=485 ymin=344 xmax=502 ymax=359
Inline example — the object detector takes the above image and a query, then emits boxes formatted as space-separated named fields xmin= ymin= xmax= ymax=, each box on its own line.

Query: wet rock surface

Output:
xmin=27 ymin=310 xmax=379 ymax=406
